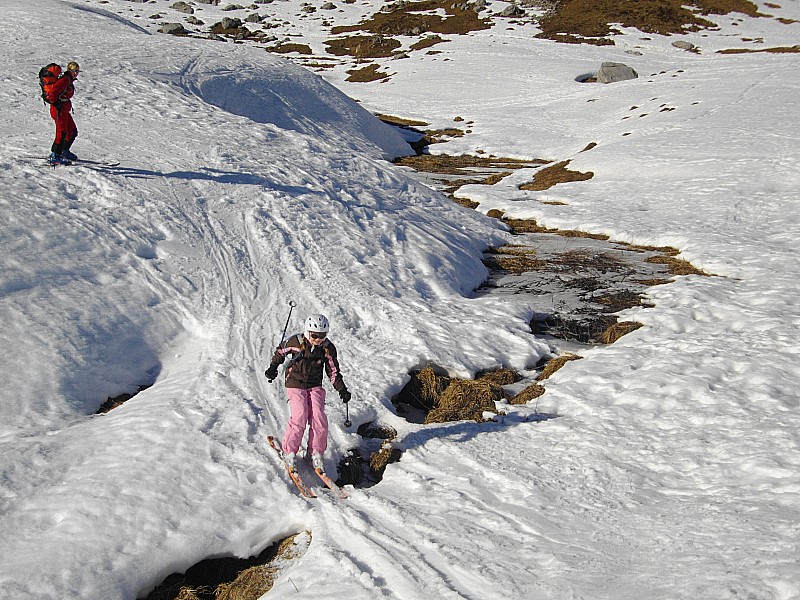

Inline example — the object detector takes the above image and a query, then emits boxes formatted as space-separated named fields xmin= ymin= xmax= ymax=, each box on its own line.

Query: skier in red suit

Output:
xmin=46 ymin=61 xmax=80 ymax=165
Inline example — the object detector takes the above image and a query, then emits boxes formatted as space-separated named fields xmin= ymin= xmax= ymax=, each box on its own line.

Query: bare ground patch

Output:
xmin=394 ymin=153 xmax=550 ymax=200
xmin=519 ymin=160 xmax=594 ymax=191
xmin=537 ymin=0 xmax=768 ymax=44
xmin=717 ymin=45 xmax=800 ymax=53
xmin=346 ymin=63 xmax=393 ymax=82
xmin=330 ymin=0 xmax=491 ymax=38
xmin=267 ymin=42 xmax=313 ymax=55
xmin=325 ymin=35 xmax=402 ymax=59
xmin=480 ymin=214 xmax=713 ymax=344
xmin=143 ymin=533 xmax=311 ymax=600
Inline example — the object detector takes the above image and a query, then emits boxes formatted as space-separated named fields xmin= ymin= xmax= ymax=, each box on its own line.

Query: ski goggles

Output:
xmin=308 ymin=332 xmax=327 ymax=340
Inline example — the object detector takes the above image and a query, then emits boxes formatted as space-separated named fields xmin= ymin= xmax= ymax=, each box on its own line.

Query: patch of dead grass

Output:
xmin=717 ymin=45 xmax=800 ymax=53
xmin=268 ymin=43 xmax=313 ymax=54
xmin=369 ymin=443 xmax=402 ymax=479
xmin=143 ymin=534 xmax=310 ymax=600
xmin=331 ymin=0 xmax=491 ymax=38
xmin=501 ymin=215 xmax=610 ymax=240
xmin=645 ymin=254 xmax=709 ymax=276
xmin=378 ymin=114 xmax=430 ymax=127
xmin=483 ymin=246 xmax=544 ymax=273
xmin=425 ymin=379 xmax=504 ymax=423
xmin=476 ymin=367 xmax=523 ymax=385
xmin=346 ymin=63 xmax=393 ymax=82
xmin=394 ymin=367 xmax=509 ymax=423
xmin=598 ymin=320 xmax=644 ymax=344
xmin=326 ymin=35 xmax=401 ymax=59
xmin=537 ymin=354 xmax=582 ymax=380
xmin=537 ymin=0 xmax=765 ymax=44
xmin=509 ymin=383 xmax=546 ymax=404
xmin=410 ymin=35 xmax=448 ymax=50
xmin=519 ymin=160 xmax=594 ymax=191
xmin=395 ymin=154 xmax=544 ymax=174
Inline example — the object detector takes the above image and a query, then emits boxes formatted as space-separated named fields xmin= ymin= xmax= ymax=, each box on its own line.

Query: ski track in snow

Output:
xmin=1 ymin=0 xmax=799 ymax=599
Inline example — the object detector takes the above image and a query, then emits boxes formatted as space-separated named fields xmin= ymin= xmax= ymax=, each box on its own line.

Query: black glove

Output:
xmin=265 ymin=365 xmax=279 ymax=382
xmin=339 ymin=388 xmax=351 ymax=404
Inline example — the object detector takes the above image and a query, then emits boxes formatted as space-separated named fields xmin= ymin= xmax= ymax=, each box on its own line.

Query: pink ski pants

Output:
xmin=282 ymin=386 xmax=328 ymax=455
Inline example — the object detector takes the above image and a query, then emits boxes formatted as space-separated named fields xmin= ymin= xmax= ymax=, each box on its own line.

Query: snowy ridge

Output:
xmin=2 ymin=0 xmax=800 ymax=598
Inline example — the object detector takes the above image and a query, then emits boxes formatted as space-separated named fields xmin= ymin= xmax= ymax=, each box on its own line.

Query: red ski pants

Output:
xmin=50 ymin=102 xmax=77 ymax=153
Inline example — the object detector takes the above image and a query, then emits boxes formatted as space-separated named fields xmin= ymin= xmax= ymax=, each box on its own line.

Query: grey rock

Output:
xmin=597 ymin=62 xmax=638 ymax=83
xmin=672 ymin=40 xmax=696 ymax=51
xmin=500 ymin=4 xmax=525 ymax=17
xmin=219 ymin=17 xmax=243 ymax=29
xmin=171 ymin=1 xmax=194 ymax=13
xmin=159 ymin=23 xmax=188 ymax=34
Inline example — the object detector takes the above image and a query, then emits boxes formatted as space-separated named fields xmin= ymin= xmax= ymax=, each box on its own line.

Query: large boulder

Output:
xmin=170 ymin=1 xmax=193 ymax=13
xmin=158 ymin=23 xmax=188 ymax=35
xmin=597 ymin=62 xmax=638 ymax=83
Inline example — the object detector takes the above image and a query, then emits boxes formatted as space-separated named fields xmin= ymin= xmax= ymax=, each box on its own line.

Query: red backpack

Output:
xmin=38 ymin=63 xmax=62 ymax=104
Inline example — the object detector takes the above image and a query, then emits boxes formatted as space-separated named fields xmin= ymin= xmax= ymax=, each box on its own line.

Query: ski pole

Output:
xmin=279 ymin=300 xmax=297 ymax=349
xmin=344 ymin=401 xmax=351 ymax=428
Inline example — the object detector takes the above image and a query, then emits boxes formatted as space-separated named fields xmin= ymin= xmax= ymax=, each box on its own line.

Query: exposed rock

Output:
xmin=245 ymin=12 xmax=263 ymax=22
xmin=500 ymin=4 xmax=526 ymax=17
xmin=158 ymin=22 xmax=188 ymax=35
xmin=217 ymin=16 xmax=243 ymax=29
xmin=596 ymin=61 xmax=638 ymax=83
xmin=170 ymin=1 xmax=194 ymax=14
xmin=672 ymin=40 xmax=697 ymax=51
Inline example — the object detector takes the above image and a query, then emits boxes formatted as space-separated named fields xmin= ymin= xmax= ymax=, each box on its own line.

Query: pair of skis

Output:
xmin=21 ymin=155 xmax=120 ymax=168
xmin=267 ymin=436 xmax=349 ymax=499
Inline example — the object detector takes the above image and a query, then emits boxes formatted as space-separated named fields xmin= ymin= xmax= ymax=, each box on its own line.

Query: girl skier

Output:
xmin=264 ymin=314 xmax=351 ymax=469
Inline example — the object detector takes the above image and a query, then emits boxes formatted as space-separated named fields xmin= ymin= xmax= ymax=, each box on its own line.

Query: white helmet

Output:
xmin=305 ymin=314 xmax=329 ymax=333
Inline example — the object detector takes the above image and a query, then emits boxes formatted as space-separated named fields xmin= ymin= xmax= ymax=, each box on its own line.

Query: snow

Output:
xmin=1 ymin=0 xmax=799 ymax=599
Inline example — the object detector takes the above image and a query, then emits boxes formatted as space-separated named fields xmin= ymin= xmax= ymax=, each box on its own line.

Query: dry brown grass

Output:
xmin=378 ymin=114 xmax=430 ymax=127
xmin=519 ymin=160 xmax=594 ymax=191
xmin=424 ymin=379 xmax=503 ymax=423
xmin=598 ymin=321 xmax=643 ymax=344
xmin=645 ymin=255 xmax=709 ymax=276
xmin=395 ymin=154 xmax=543 ymax=177
xmin=476 ymin=367 xmax=523 ymax=385
xmin=144 ymin=534 xmax=311 ymax=600
xmin=215 ymin=567 xmax=277 ymax=600
xmin=537 ymin=0 xmax=765 ymax=44
xmin=410 ymin=35 xmax=448 ymax=51
xmin=175 ymin=588 xmax=206 ymax=600
xmin=394 ymin=366 xmax=451 ymax=411
xmin=268 ymin=43 xmax=313 ymax=54
xmin=717 ymin=45 xmax=800 ymax=53
xmin=331 ymin=0 xmax=491 ymax=38
xmin=537 ymin=354 xmax=582 ymax=381
xmin=483 ymin=246 xmax=544 ymax=273
xmin=369 ymin=443 xmax=402 ymax=478
xmin=326 ymin=35 xmax=401 ymax=59
xmin=394 ymin=367 xmax=511 ymax=423
xmin=509 ymin=383 xmax=546 ymax=404
xmin=501 ymin=216 xmax=610 ymax=240
xmin=346 ymin=63 xmax=392 ymax=82
xmin=216 ymin=533 xmax=311 ymax=600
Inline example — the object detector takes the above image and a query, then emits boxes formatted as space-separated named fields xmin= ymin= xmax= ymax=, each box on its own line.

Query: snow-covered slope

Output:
xmin=1 ymin=0 xmax=799 ymax=599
